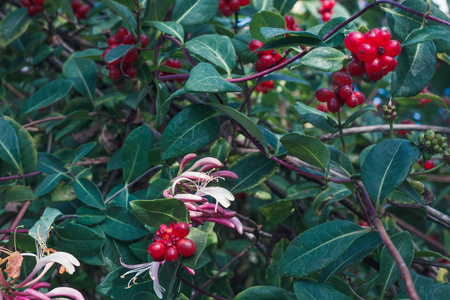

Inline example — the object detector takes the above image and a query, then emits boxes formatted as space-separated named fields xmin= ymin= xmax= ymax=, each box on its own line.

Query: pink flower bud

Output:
xmin=179 ymin=154 xmax=197 ymax=174
xmin=210 ymin=170 xmax=239 ymax=179
xmin=30 ymin=282 xmax=52 ymax=290
xmin=186 ymin=157 xmax=223 ymax=172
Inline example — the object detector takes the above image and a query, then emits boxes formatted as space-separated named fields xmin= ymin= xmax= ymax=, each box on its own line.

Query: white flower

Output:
xmin=120 ymin=259 xmax=165 ymax=299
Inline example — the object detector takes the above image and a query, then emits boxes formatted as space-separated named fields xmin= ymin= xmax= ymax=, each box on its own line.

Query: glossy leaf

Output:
xmin=125 ymin=86 xmax=152 ymax=110
xmin=34 ymin=173 xmax=62 ymax=197
xmin=235 ymin=286 xmax=296 ymax=300
xmin=294 ymin=280 xmax=351 ymax=300
xmin=300 ymin=47 xmax=346 ymax=72
xmin=104 ymin=45 xmax=134 ymax=64
xmin=185 ymin=63 xmax=241 ymax=93
xmin=103 ymin=236 xmax=141 ymax=271
xmin=20 ymin=80 xmax=73 ymax=116
xmin=103 ymin=0 xmax=137 ymax=35
xmin=394 ymin=92 xmax=449 ymax=113
xmin=0 ymin=118 xmax=21 ymax=174
xmin=51 ymin=181 xmax=77 ymax=202
xmin=380 ymin=231 xmax=414 ymax=293
xmin=249 ymin=11 xmax=286 ymax=42
xmin=77 ymin=206 xmax=106 ymax=226
xmin=160 ymin=104 xmax=220 ymax=160
xmin=155 ymin=81 xmax=174 ymax=128
xmin=402 ymin=25 xmax=450 ymax=46
xmin=29 ymin=207 xmax=62 ymax=241
xmin=312 ymin=184 xmax=352 ymax=215
xmin=211 ymin=103 xmax=267 ymax=153
xmin=279 ymin=220 xmax=365 ymax=277
xmin=391 ymin=41 xmax=436 ymax=97
xmin=0 ymin=8 xmax=31 ymax=47
xmin=37 ymin=152 xmax=68 ymax=175
xmin=266 ymin=239 xmax=292 ymax=289
xmin=101 ymin=206 xmax=149 ymax=241
xmin=396 ymin=283 xmax=450 ymax=300
xmin=181 ymin=227 xmax=208 ymax=269
xmin=361 ymin=139 xmax=421 ymax=206
xmin=112 ymin=0 xmax=137 ymax=10
xmin=210 ymin=137 xmax=231 ymax=162
xmin=172 ymin=0 xmax=219 ymax=26
xmin=281 ymin=133 xmax=330 ymax=174
xmin=3 ymin=185 xmax=37 ymax=202
xmin=342 ymin=103 xmax=377 ymax=129
xmin=122 ymin=125 xmax=153 ymax=183
xmin=146 ymin=0 xmax=174 ymax=21
xmin=221 ymin=152 xmax=278 ymax=194
xmin=72 ymin=142 xmax=97 ymax=164
xmin=293 ymin=102 xmax=338 ymax=133
xmin=260 ymin=27 xmax=325 ymax=43
xmin=130 ymin=199 xmax=189 ymax=227
xmin=74 ymin=178 xmax=106 ymax=210
xmin=63 ymin=58 xmax=97 ymax=102
xmin=53 ymin=222 xmax=105 ymax=256
xmin=260 ymin=200 xmax=294 ymax=223
xmin=320 ymin=231 xmax=382 ymax=282
xmin=185 ymin=35 xmax=236 ymax=77
xmin=327 ymin=146 xmax=353 ymax=175
xmin=274 ymin=0 xmax=299 ymax=15
xmin=146 ymin=21 xmax=184 ymax=44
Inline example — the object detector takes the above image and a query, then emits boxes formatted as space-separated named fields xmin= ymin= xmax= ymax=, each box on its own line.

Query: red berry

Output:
xmin=284 ymin=15 xmax=295 ymax=28
xmin=345 ymin=94 xmax=359 ymax=108
xmin=28 ymin=5 xmax=42 ymax=16
xmin=384 ymin=40 xmax=401 ymax=57
xmin=71 ymin=0 xmax=82 ymax=10
xmin=123 ymin=33 xmax=136 ymax=45
xmin=364 ymin=30 xmax=379 ymax=48
xmin=108 ymin=66 xmax=121 ymax=80
xmin=259 ymin=54 xmax=275 ymax=68
xmin=175 ymin=238 xmax=196 ymax=257
xmin=338 ymin=74 xmax=352 ymax=86
xmin=229 ymin=0 xmax=240 ymax=11
xmin=381 ymin=55 xmax=397 ymax=72
xmin=249 ymin=39 xmax=264 ymax=52
xmin=423 ymin=160 xmax=435 ymax=170
xmin=107 ymin=36 xmax=117 ymax=47
xmin=148 ymin=241 xmax=166 ymax=261
xmin=327 ymin=97 xmax=341 ymax=113
xmin=322 ymin=12 xmax=332 ymax=22
xmin=364 ymin=58 xmax=383 ymax=76
xmin=348 ymin=59 xmax=365 ymax=77
xmin=102 ymin=49 xmax=110 ymax=62
xmin=78 ymin=4 xmax=90 ymax=18
xmin=322 ymin=0 xmax=335 ymax=11
xmin=164 ymin=246 xmax=179 ymax=262
xmin=140 ymin=34 xmax=149 ymax=48
xmin=316 ymin=88 xmax=334 ymax=103
xmin=123 ymin=49 xmax=138 ymax=63
xmin=105 ymin=63 xmax=115 ymax=70
xmin=219 ymin=0 xmax=226 ymax=9
xmin=344 ymin=31 xmax=365 ymax=53
xmin=339 ymin=85 xmax=353 ymax=99
xmin=22 ymin=0 xmax=31 ymax=7
xmin=356 ymin=43 xmax=377 ymax=62
xmin=239 ymin=0 xmax=250 ymax=6
xmin=377 ymin=30 xmax=391 ymax=47
xmin=34 ymin=0 xmax=46 ymax=4
xmin=254 ymin=60 xmax=264 ymax=72
xmin=366 ymin=71 xmax=384 ymax=82
xmin=354 ymin=91 xmax=365 ymax=105
xmin=117 ymin=27 xmax=129 ymax=40
xmin=171 ymin=59 xmax=182 ymax=69
xmin=123 ymin=65 xmax=137 ymax=78
xmin=173 ymin=222 xmax=190 ymax=238
xmin=221 ymin=5 xmax=233 ymax=17
xmin=316 ymin=103 xmax=328 ymax=113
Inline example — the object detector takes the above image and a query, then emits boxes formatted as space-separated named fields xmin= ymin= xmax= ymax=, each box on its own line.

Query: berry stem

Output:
xmin=410 ymin=161 xmax=445 ymax=176
xmin=337 ymin=110 xmax=348 ymax=155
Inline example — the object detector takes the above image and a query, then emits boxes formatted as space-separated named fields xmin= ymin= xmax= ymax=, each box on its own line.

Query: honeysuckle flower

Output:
xmin=120 ymin=259 xmax=165 ymax=299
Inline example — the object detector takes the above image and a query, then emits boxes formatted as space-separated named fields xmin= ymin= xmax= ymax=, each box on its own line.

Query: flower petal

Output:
xmin=197 ymin=187 xmax=235 ymax=209
xmin=186 ymin=157 xmax=223 ymax=172
xmin=45 ymin=287 xmax=85 ymax=300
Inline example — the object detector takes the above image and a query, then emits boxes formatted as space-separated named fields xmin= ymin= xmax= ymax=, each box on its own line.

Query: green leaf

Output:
xmin=53 ymin=222 xmax=105 ymax=256
xmin=293 ymin=280 xmax=352 ymax=300
xmin=146 ymin=178 xmax=170 ymax=199
xmin=20 ymin=80 xmax=73 ymax=116
xmin=361 ymin=139 xmax=421 ymax=206
xmin=160 ymin=104 xmax=220 ymax=160
xmin=397 ymin=180 xmax=425 ymax=206
xmin=260 ymin=200 xmax=294 ymax=223
xmin=249 ymin=11 xmax=286 ymax=42
xmin=396 ymin=283 xmax=450 ymax=300
xmin=63 ymin=58 xmax=97 ymax=102
xmin=72 ymin=142 xmax=97 ymax=164
xmin=221 ymin=152 xmax=278 ymax=194
xmin=320 ymin=231 xmax=382 ymax=283
xmin=253 ymin=0 xmax=274 ymax=11
xmin=34 ymin=173 xmax=62 ymax=197
xmin=279 ymin=220 xmax=365 ymax=277
xmin=37 ymin=152 xmax=68 ymax=175
xmin=210 ymin=103 xmax=268 ymax=153
xmin=385 ymin=0 xmax=450 ymax=53
xmin=185 ymin=63 xmax=241 ymax=93
xmin=0 ymin=118 xmax=21 ymax=174
xmin=342 ymin=103 xmax=377 ymax=129
xmin=380 ymin=231 xmax=414 ymax=293
xmin=122 ymin=125 xmax=153 ymax=183
xmin=281 ymin=133 xmax=330 ymax=175
xmin=181 ymin=227 xmax=208 ymax=269
xmin=274 ymin=0 xmax=297 ymax=15
xmin=327 ymin=146 xmax=353 ymax=175
xmin=146 ymin=0 xmax=174 ymax=21
xmin=125 ymin=86 xmax=152 ymax=109
xmin=3 ymin=185 xmax=37 ymax=202
xmin=210 ymin=137 xmax=231 ymax=162
xmin=266 ymin=239 xmax=293 ymax=288
xmin=103 ymin=0 xmax=137 ymax=35
xmin=394 ymin=92 xmax=449 ymax=113
xmin=101 ymin=206 xmax=149 ymax=241
xmin=293 ymin=102 xmax=338 ymax=133
xmin=172 ymin=0 xmax=219 ymax=26
xmin=29 ymin=207 xmax=62 ymax=241
xmin=104 ymin=45 xmax=134 ymax=64
xmin=0 ymin=8 xmax=31 ymax=47
xmin=235 ymin=286 xmax=296 ymax=300
xmin=77 ymin=206 xmax=106 ymax=226
xmin=185 ymin=35 xmax=236 ymax=77
xmin=414 ymin=250 xmax=450 ymax=261
xmin=300 ymin=47 xmax=346 ymax=72
xmin=103 ymin=236 xmax=141 ymax=271
xmin=74 ymin=178 xmax=106 ymax=210
xmin=112 ymin=0 xmax=137 ymax=10
xmin=312 ymin=184 xmax=352 ymax=215
xmin=155 ymin=81 xmax=173 ymax=128
xmin=71 ymin=49 xmax=103 ymax=60
xmin=130 ymin=199 xmax=189 ymax=227
xmin=402 ymin=26 xmax=450 ymax=47
xmin=391 ymin=41 xmax=436 ymax=98
xmin=260 ymin=27 xmax=326 ymax=43
xmin=146 ymin=21 xmax=184 ymax=44
xmin=51 ymin=181 xmax=77 ymax=202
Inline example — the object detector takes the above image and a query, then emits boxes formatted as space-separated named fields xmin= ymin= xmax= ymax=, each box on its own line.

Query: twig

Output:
xmin=0 ymin=201 xmax=31 ymax=242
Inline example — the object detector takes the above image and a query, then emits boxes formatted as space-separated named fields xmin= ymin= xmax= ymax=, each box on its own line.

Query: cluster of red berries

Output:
xmin=423 ymin=160 xmax=435 ymax=170
xmin=315 ymin=72 xmax=365 ymax=112
xmin=255 ymin=80 xmax=274 ymax=94
xmin=160 ymin=58 xmax=184 ymax=83
xmin=102 ymin=27 xmax=149 ymax=80
xmin=319 ymin=0 xmax=335 ymax=22
xmin=21 ymin=0 xmax=45 ymax=17
xmin=70 ymin=0 xmax=90 ymax=20
xmin=284 ymin=15 xmax=301 ymax=32
xmin=249 ymin=40 xmax=285 ymax=72
xmin=148 ymin=222 xmax=196 ymax=262
xmin=219 ymin=0 xmax=250 ymax=17
xmin=345 ymin=29 xmax=401 ymax=81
